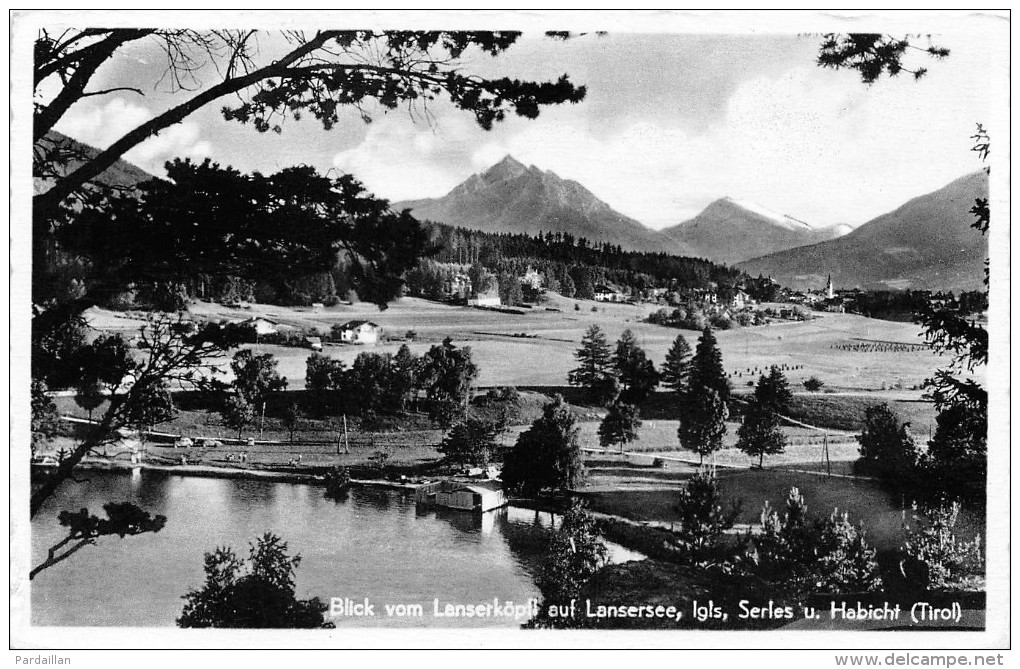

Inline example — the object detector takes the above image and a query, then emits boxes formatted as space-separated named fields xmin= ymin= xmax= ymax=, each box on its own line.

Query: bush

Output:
xmin=899 ymin=502 xmax=984 ymax=592
xmin=802 ymin=376 xmax=824 ymax=392
xmin=748 ymin=487 xmax=882 ymax=595
xmin=672 ymin=471 xmax=740 ymax=560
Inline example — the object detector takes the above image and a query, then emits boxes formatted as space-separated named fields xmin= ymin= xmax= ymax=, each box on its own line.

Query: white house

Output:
xmin=730 ymin=290 xmax=754 ymax=309
xmin=337 ymin=320 xmax=380 ymax=345
xmin=593 ymin=283 xmax=624 ymax=302
xmin=239 ymin=317 xmax=286 ymax=336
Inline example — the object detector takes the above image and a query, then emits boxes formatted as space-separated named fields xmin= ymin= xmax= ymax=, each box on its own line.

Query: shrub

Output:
xmin=748 ymin=488 xmax=883 ymax=595
xmin=899 ymin=502 xmax=984 ymax=592
xmin=802 ymin=376 xmax=824 ymax=392
xmin=672 ymin=471 xmax=740 ymax=559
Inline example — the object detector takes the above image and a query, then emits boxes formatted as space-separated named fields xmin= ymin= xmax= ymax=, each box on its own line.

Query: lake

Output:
xmin=30 ymin=470 xmax=643 ymax=627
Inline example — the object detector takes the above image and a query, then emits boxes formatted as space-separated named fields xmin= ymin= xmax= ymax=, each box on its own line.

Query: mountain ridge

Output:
xmin=736 ymin=170 xmax=989 ymax=292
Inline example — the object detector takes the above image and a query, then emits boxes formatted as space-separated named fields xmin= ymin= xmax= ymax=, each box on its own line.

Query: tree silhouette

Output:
xmin=230 ymin=349 xmax=287 ymax=406
xmin=817 ymin=33 xmax=949 ymax=84
xmin=612 ymin=329 xmax=659 ymax=405
xmin=178 ymin=532 xmax=330 ymax=628
xmin=568 ymin=324 xmax=616 ymax=404
xmin=688 ymin=327 xmax=730 ymax=404
xmin=661 ymin=333 xmax=693 ymax=395
xmin=34 ymin=29 xmax=585 ymax=221
xmin=31 ymin=502 xmax=167 ymax=580
xmin=502 ymin=395 xmax=584 ymax=495
xmin=677 ymin=387 xmax=728 ymax=465
xmin=221 ymin=395 xmax=256 ymax=441
xmin=598 ymin=401 xmax=641 ymax=453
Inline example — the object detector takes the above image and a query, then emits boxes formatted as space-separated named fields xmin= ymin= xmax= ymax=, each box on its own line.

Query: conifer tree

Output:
xmin=677 ymin=387 xmax=728 ymax=465
xmin=568 ymin=324 xmax=615 ymax=404
xmin=612 ymin=329 xmax=659 ymax=404
xmin=661 ymin=333 xmax=693 ymax=394
xmin=688 ymin=327 xmax=730 ymax=404
xmin=737 ymin=366 xmax=792 ymax=468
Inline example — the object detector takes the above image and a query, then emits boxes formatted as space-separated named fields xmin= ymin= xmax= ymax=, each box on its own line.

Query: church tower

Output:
xmin=825 ymin=274 xmax=835 ymax=299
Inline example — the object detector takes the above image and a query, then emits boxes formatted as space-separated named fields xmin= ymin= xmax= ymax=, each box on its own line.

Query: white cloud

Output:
xmin=330 ymin=115 xmax=478 ymax=202
xmin=322 ymin=39 xmax=990 ymax=229
xmin=54 ymin=97 xmax=213 ymax=175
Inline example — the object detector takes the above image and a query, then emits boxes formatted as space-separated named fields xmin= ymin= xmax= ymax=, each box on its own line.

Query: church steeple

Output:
xmin=825 ymin=274 xmax=835 ymax=299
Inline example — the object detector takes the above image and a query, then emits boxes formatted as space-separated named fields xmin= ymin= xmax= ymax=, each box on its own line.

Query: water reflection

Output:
xmin=30 ymin=471 xmax=643 ymax=628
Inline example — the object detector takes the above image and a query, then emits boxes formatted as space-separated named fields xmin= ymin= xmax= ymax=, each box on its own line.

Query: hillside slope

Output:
xmin=736 ymin=171 xmax=989 ymax=292
xmin=659 ymin=197 xmax=846 ymax=265
xmin=34 ymin=131 xmax=158 ymax=195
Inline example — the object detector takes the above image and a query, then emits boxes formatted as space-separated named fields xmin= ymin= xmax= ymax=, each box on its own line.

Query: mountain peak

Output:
xmin=482 ymin=154 xmax=529 ymax=183
xmin=705 ymin=197 xmax=814 ymax=232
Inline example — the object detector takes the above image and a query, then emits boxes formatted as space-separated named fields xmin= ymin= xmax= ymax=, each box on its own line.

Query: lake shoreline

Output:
xmin=32 ymin=458 xmax=420 ymax=490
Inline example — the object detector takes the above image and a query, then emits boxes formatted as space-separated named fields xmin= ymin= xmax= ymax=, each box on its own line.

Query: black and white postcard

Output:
xmin=10 ymin=9 xmax=1011 ymax=657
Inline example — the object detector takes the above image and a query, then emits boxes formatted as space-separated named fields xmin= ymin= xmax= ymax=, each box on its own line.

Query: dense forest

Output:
xmin=410 ymin=222 xmax=744 ymax=302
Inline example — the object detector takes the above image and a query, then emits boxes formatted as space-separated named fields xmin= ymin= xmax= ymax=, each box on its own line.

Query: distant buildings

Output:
xmin=593 ymin=283 xmax=625 ymax=302
xmin=238 ymin=317 xmax=290 ymax=336
xmin=336 ymin=320 xmax=380 ymax=345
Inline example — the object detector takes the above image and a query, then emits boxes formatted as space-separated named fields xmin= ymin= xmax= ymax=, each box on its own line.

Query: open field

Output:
xmin=83 ymin=293 xmax=978 ymax=397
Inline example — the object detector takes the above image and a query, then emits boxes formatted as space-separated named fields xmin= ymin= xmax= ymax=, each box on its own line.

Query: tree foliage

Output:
xmin=50 ymin=159 xmax=434 ymax=309
xmin=31 ymin=502 xmax=167 ymax=579
xmin=899 ymin=502 xmax=984 ymax=592
xmin=501 ymin=395 xmax=584 ymax=496
xmin=660 ymin=333 xmax=693 ymax=394
xmin=178 ymin=532 xmax=330 ymax=628
xmin=612 ymin=329 xmax=659 ymax=404
xmin=34 ymin=29 xmax=585 ymax=220
xmin=677 ymin=387 xmax=728 ymax=465
xmin=30 ymin=314 xmax=245 ymax=517
xmin=230 ymin=349 xmax=287 ymax=405
xmin=913 ymin=124 xmax=989 ymax=505
xmin=221 ymin=394 xmax=256 ymax=441
xmin=747 ymin=488 xmax=882 ymax=595
xmin=31 ymin=379 xmax=61 ymax=454
xmin=282 ymin=403 xmax=302 ymax=443
xmin=737 ymin=367 xmax=791 ymax=468
xmin=688 ymin=327 xmax=729 ymax=404
xmin=598 ymin=400 xmax=641 ymax=452
xmin=438 ymin=416 xmax=505 ymax=466
xmin=672 ymin=471 xmax=740 ymax=559
xmin=817 ymin=33 xmax=949 ymax=83
xmin=854 ymin=404 xmax=919 ymax=483
xmin=528 ymin=498 xmax=608 ymax=629
xmin=418 ymin=338 xmax=478 ymax=425
xmin=568 ymin=324 xmax=616 ymax=404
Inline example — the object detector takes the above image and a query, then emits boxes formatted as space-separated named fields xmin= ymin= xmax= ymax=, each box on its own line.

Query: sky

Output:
xmin=47 ymin=16 xmax=1005 ymax=231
